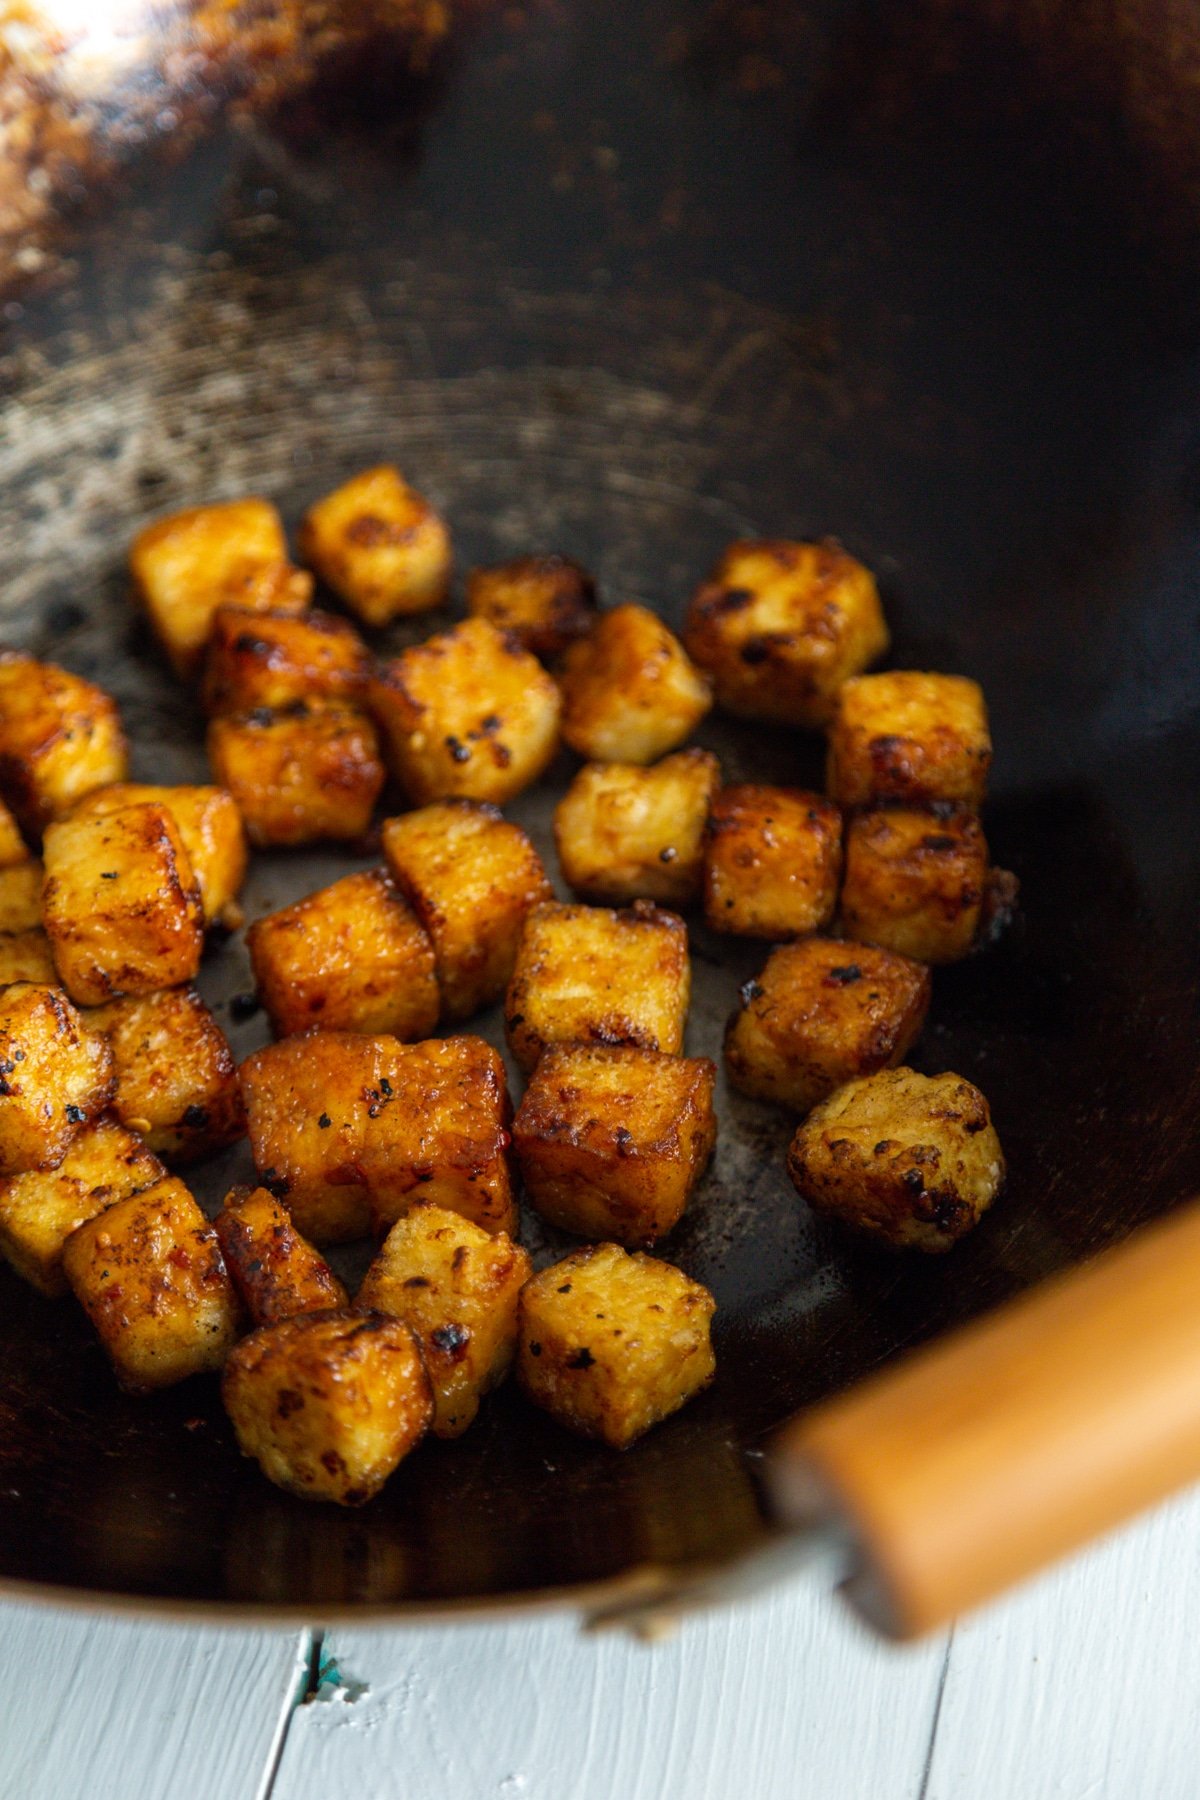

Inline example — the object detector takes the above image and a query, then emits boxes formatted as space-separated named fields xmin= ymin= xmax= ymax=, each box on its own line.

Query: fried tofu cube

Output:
xmin=0 ymin=864 xmax=44 ymax=933
xmin=0 ymin=929 xmax=56 ymax=987
xmin=702 ymin=784 xmax=842 ymax=939
xmin=517 ymin=1244 xmax=716 ymax=1448
xmin=201 ymin=606 xmax=370 ymax=717
xmin=514 ymin=1046 xmax=717 ymax=1246
xmin=559 ymin=604 xmax=712 ymax=764
xmin=0 ymin=983 xmax=114 ymax=1175
xmin=840 ymin=806 xmax=988 ymax=964
xmin=206 ymin=702 xmax=384 ymax=847
xmin=381 ymin=801 xmax=552 ymax=1020
xmin=0 ymin=797 xmax=28 ymax=867
xmin=466 ymin=554 xmax=597 ymax=661
xmin=724 ymin=937 xmax=931 ymax=1113
xmin=554 ymin=749 xmax=720 ymax=907
xmin=247 ymin=869 xmax=439 ymax=1040
xmin=369 ymin=619 xmax=561 ymax=806
xmin=222 ymin=1310 xmax=433 ymax=1504
xmin=62 ymin=1175 xmax=240 ymax=1389
xmin=786 ymin=1066 xmax=1004 ymax=1251
xmin=68 ymin=783 xmax=248 ymax=928
xmin=42 ymin=802 xmax=204 ymax=1004
xmin=505 ymin=900 xmax=691 ymax=1074
xmin=298 ymin=464 xmax=451 ymax=625
xmin=683 ymin=540 xmax=888 ymax=727
xmin=826 ymin=670 xmax=992 ymax=810
xmin=215 ymin=1185 xmax=348 ymax=1325
xmin=0 ymin=654 xmax=128 ymax=839
xmin=88 ymin=986 xmax=244 ymax=1163
xmin=0 ymin=1117 xmax=165 ymax=1296
xmin=357 ymin=1202 xmax=531 ymax=1437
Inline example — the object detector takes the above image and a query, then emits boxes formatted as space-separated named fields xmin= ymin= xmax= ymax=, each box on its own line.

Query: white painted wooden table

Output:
xmin=3 ymin=1485 xmax=1197 ymax=1800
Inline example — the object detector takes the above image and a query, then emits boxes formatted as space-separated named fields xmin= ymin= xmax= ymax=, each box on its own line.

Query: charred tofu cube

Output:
xmin=0 ymin=1117 xmax=165 ymax=1296
xmin=247 ymin=869 xmax=439 ymax=1040
xmin=787 ymin=1066 xmax=1004 ymax=1251
xmin=517 ymin=1244 xmax=716 ymax=1448
xmin=381 ymin=801 xmax=552 ymax=1020
xmin=215 ymin=1185 xmax=348 ymax=1325
xmin=68 ymin=783 xmax=248 ymax=928
xmin=0 ymin=864 xmax=44 ymax=933
xmin=826 ymin=670 xmax=992 ymax=810
xmin=703 ymin=784 xmax=842 ymax=939
xmin=559 ymin=604 xmax=712 ymax=764
xmin=0 ymin=797 xmax=28 ymax=867
xmin=514 ymin=1046 xmax=717 ymax=1246
xmin=42 ymin=802 xmax=204 ymax=1004
xmin=357 ymin=1202 xmax=531 ymax=1437
xmin=0 ymin=654 xmax=128 ymax=839
xmin=505 ymin=900 xmax=691 ymax=1074
xmin=683 ymin=540 xmax=888 ymax=727
xmin=298 ymin=464 xmax=451 ymax=625
xmin=0 ymin=929 xmax=56 ymax=986
xmin=222 ymin=1310 xmax=433 ymax=1504
xmin=88 ymin=986 xmax=244 ymax=1163
xmin=725 ymin=937 xmax=931 ymax=1113
xmin=369 ymin=619 xmax=561 ymax=806
xmin=0 ymin=983 xmax=114 ymax=1174
xmin=62 ymin=1175 xmax=240 ymax=1389
xmin=206 ymin=702 xmax=384 ymax=847
xmin=466 ymin=554 xmax=597 ymax=661
xmin=201 ymin=606 xmax=370 ymax=717
xmin=554 ymin=749 xmax=720 ymax=907
xmin=840 ymin=806 xmax=988 ymax=964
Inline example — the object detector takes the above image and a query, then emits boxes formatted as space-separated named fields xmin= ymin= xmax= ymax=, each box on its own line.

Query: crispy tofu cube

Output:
xmin=62 ymin=1175 xmax=240 ymax=1389
xmin=298 ymin=464 xmax=451 ymax=625
xmin=247 ymin=869 xmax=439 ymax=1040
xmin=42 ymin=802 xmax=204 ymax=1004
xmin=0 ymin=864 xmax=44 ymax=933
xmin=0 ymin=797 xmax=28 ymax=867
xmin=826 ymin=670 xmax=992 ymax=809
xmin=215 ymin=1185 xmax=348 ymax=1325
xmin=222 ymin=1310 xmax=433 ymax=1504
xmin=514 ymin=1046 xmax=717 ymax=1246
xmin=68 ymin=783 xmax=248 ymax=927
xmin=554 ymin=749 xmax=720 ymax=907
xmin=559 ymin=604 xmax=712 ymax=764
xmin=505 ymin=900 xmax=691 ymax=1074
xmin=206 ymin=702 xmax=384 ymax=847
xmin=201 ymin=605 xmax=370 ymax=717
xmin=840 ymin=806 xmax=988 ymax=964
xmin=703 ymin=784 xmax=843 ymax=939
xmin=466 ymin=554 xmax=597 ymax=661
xmin=369 ymin=619 xmax=561 ymax=806
xmin=0 ymin=654 xmax=128 ymax=839
xmin=0 ymin=1117 xmax=165 ymax=1296
xmin=683 ymin=540 xmax=888 ymax=727
xmin=0 ymin=929 xmax=56 ymax=987
xmin=0 ymin=983 xmax=114 ymax=1175
xmin=381 ymin=801 xmax=552 ymax=1020
xmin=724 ymin=937 xmax=931 ymax=1113
xmin=87 ymin=986 xmax=244 ymax=1163
xmin=786 ymin=1066 xmax=1005 ymax=1251
xmin=357 ymin=1202 xmax=531 ymax=1437
xmin=517 ymin=1244 xmax=716 ymax=1448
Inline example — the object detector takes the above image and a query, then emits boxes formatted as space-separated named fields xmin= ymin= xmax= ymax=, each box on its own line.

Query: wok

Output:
xmin=0 ymin=0 xmax=1198 ymax=1637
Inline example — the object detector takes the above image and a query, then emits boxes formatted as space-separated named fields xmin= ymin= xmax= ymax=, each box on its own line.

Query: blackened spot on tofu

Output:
xmin=921 ymin=834 xmax=959 ymax=853
xmin=529 ymin=1341 xmax=542 ymax=1356
xmin=276 ymin=1388 xmax=305 ymax=1419
xmin=100 ymin=870 xmax=118 ymax=880
xmin=234 ymin=634 xmax=269 ymax=655
xmin=557 ymin=1281 xmax=572 ymax=1293
xmin=481 ymin=714 xmax=501 ymax=733
xmin=64 ymin=1104 xmax=86 ymax=1123
xmin=828 ymin=964 xmax=862 ymax=985
xmin=451 ymin=1245 xmax=469 ymax=1271
xmin=431 ymin=1322 xmax=470 ymax=1359
xmin=739 ymin=637 xmax=772 ymax=665
xmin=261 ymin=1167 xmax=291 ymax=1198
xmin=567 ymin=1347 xmax=595 ymax=1369
xmin=659 ymin=846 xmax=677 ymax=863
xmin=182 ymin=1104 xmax=209 ymax=1129
xmin=445 ymin=735 xmax=471 ymax=764
xmin=230 ymin=992 xmax=261 ymax=1023
xmin=508 ymin=1013 xmax=525 ymax=1030
xmin=318 ymin=1113 xmax=331 ymax=1130
xmin=614 ymin=1126 xmax=634 ymax=1158
xmin=713 ymin=586 xmax=753 ymax=614
xmin=248 ymin=708 xmax=275 ymax=727
xmin=379 ymin=1077 xmax=393 ymax=1097
xmin=404 ymin=1275 xmax=431 ymax=1288
xmin=902 ymin=1167 xmax=926 ymax=1193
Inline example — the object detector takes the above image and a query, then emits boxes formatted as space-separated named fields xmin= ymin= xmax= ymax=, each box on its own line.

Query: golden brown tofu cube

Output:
xmin=69 ymin=783 xmax=248 ymax=928
xmin=88 ymin=986 xmax=245 ymax=1163
xmin=554 ymin=749 xmax=720 ymax=907
xmin=683 ymin=540 xmax=888 ymax=727
xmin=298 ymin=464 xmax=451 ymax=625
xmin=222 ymin=1309 xmax=432 ymax=1504
xmin=63 ymin=1176 xmax=240 ymax=1389
xmin=201 ymin=606 xmax=370 ymax=717
xmin=826 ymin=670 xmax=992 ymax=810
xmin=206 ymin=702 xmax=384 ymax=848
xmin=215 ymin=1185 xmax=348 ymax=1325
xmin=0 ymin=1117 xmax=165 ymax=1296
xmin=42 ymin=802 xmax=204 ymax=1005
xmin=0 ymin=862 xmax=43 ymax=932
xmin=514 ymin=1046 xmax=717 ymax=1246
xmin=505 ymin=900 xmax=691 ymax=1074
xmin=0 ymin=797 xmax=28 ymax=868
xmin=381 ymin=801 xmax=552 ymax=1020
xmin=357 ymin=1202 xmax=531 ymax=1437
xmin=0 ymin=653 xmax=128 ymax=839
xmin=247 ymin=869 xmax=439 ymax=1040
xmin=786 ymin=1066 xmax=1004 ymax=1251
xmin=0 ymin=983 xmax=114 ymax=1175
xmin=840 ymin=806 xmax=988 ymax=964
xmin=559 ymin=603 xmax=712 ymax=764
xmin=517 ymin=1244 xmax=716 ymax=1448
xmin=702 ymin=784 xmax=842 ymax=940
xmin=369 ymin=619 xmax=561 ymax=806
xmin=724 ymin=937 xmax=931 ymax=1114
xmin=0 ymin=929 xmax=56 ymax=987
xmin=465 ymin=554 xmax=597 ymax=661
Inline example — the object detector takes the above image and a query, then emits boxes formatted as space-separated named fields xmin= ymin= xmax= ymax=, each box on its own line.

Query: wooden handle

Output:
xmin=768 ymin=1198 xmax=1200 ymax=1638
